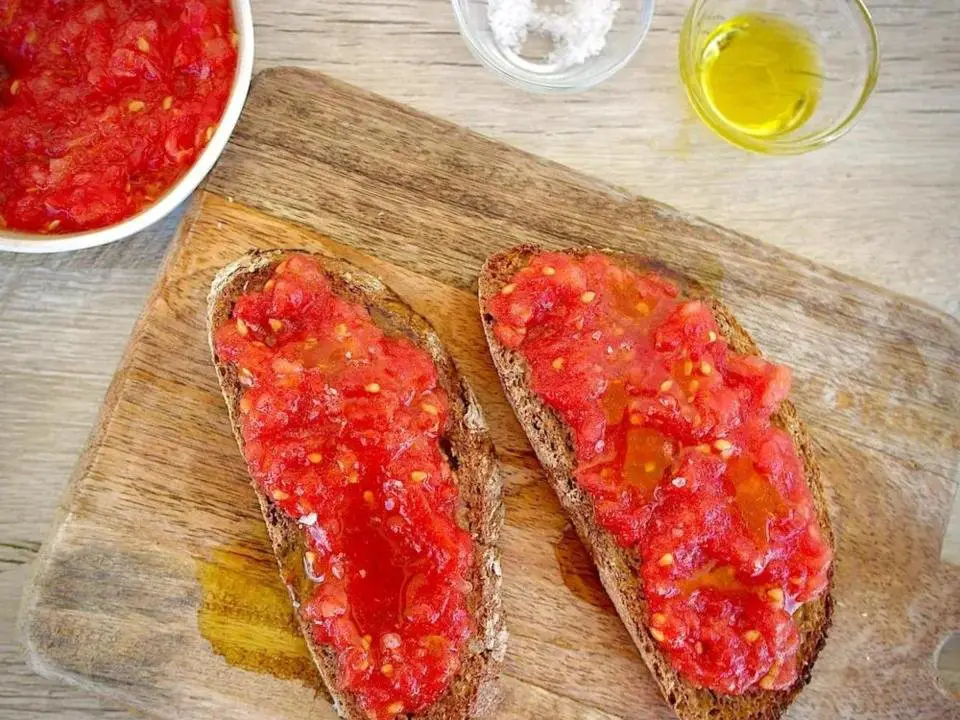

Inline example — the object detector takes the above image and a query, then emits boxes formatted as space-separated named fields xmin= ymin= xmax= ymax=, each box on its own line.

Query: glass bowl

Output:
xmin=452 ymin=0 xmax=655 ymax=93
xmin=679 ymin=0 xmax=880 ymax=154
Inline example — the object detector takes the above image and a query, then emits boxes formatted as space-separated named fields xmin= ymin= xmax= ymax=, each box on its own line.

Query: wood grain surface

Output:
xmin=15 ymin=70 xmax=960 ymax=720
xmin=2 ymin=0 xmax=960 ymax=716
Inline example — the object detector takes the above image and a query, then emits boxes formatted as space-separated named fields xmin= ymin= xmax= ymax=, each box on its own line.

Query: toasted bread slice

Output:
xmin=478 ymin=245 xmax=834 ymax=720
xmin=208 ymin=249 xmax=507 ymax=720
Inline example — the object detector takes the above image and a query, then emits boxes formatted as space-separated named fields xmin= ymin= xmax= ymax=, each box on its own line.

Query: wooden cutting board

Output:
xmin=19 ymin=69 xmax=960 ymax=719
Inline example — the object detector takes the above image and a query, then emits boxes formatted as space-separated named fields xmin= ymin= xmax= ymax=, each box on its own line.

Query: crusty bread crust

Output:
xmin=478 ymin=245 xmax=834 ymax=720
xmin=208 ymin=249 xmax=507 ymax=720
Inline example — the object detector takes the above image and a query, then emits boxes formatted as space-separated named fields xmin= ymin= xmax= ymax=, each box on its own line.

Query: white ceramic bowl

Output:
xmin=0 ymin=0 xmax=255 ymax=254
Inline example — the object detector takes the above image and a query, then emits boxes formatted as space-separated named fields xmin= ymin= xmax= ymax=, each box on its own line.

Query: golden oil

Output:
xmin=695 ymin=13 xmax=823 ymax=139
xmin=195 ymin=541 xmax=323 ymax=689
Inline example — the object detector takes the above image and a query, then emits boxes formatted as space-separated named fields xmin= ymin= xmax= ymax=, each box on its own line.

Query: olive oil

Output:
xmin=195 ymin=541 xmax=323 ymax=688
xmin=697 ymin=13 xmax=823 ymax=139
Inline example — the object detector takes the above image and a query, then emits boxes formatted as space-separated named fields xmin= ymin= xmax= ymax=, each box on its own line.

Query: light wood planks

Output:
xmin=15 ymin=70 xmax=960 ymax=719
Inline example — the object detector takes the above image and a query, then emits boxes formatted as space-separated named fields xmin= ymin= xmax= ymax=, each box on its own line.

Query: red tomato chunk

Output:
xmin=215 ymin=255 xmax=474 ymax=720
xmin=488 ymin=253 xmax=832 ymax=695
xmin=0 ymin=0 xmax=237 ymax=233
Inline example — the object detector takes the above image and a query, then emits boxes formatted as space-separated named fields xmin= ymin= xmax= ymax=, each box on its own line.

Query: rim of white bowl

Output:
xmin=0 ymin=0 xmax=255 ymax=254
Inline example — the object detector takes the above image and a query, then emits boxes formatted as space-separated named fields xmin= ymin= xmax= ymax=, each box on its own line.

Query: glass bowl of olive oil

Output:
xmin=679 ymin=0 xmax=879 ymax=154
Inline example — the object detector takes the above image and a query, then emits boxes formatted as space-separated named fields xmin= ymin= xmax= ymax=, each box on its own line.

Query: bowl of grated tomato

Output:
xmin=452 ymin=0 xmax=654 ymax=92
xmin=0 ymin=0 xmax=254 ymax=253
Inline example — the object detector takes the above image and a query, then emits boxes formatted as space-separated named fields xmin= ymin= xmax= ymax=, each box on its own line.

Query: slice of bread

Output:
xmin=478 ymin=245 xmax=834 ymax=720
xmin=208 ymin=249 xmax=507 ymax=720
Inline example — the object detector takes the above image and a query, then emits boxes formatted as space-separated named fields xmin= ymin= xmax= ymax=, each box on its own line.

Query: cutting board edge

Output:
xmin=16 ymin=198 xmax=208 ymax=692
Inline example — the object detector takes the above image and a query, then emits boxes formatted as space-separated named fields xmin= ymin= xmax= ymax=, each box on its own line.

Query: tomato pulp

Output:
xmin=488 ymin=252 xmax=832 ymax=694
xmin=215 ymin=255 xmax=475 ymax=720
xmin=0 ymin=0 xmax=237 ymax=234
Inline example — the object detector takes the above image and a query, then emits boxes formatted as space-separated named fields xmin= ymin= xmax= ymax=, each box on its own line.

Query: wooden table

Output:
xmin=1 ymin=1 xmax=958 ymax=717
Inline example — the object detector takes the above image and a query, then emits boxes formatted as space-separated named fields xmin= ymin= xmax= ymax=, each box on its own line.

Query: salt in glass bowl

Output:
xmin=452 ymin=0 xmax=655 ymax=93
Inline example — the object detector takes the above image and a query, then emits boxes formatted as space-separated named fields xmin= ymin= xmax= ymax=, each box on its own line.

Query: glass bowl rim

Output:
xmin=450 ymin=0 xmax=657 ymax=93
xmin=678 ymin=0 xmax=881 ymax=155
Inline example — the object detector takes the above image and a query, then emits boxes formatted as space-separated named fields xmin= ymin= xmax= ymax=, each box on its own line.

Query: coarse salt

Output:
xmin=488 ymin=0 xmax=620 ymax=70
